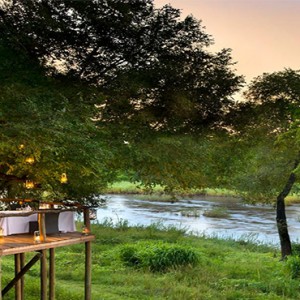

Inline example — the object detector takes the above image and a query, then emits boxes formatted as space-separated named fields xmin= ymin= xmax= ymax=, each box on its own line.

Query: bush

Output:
xmin=120 ymin=246 xmax=141 ymax=267
xmin=286 ymin=255 xmax=300 ymax=279
xmin=292 ymin=243 xmax=300 ymax=256
xmin=120 ymin=241 xmax=199 ymax=272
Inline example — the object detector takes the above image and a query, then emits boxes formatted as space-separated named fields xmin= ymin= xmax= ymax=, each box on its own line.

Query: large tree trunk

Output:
xmin=276 ymin=156 xmax=299 ymax=259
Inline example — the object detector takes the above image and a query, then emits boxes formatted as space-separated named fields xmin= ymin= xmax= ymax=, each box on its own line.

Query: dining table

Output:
xmin=0 ymin=210 xmax=76 ymax=236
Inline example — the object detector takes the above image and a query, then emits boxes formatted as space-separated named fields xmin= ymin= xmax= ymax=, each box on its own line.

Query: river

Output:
xmin=95 ymin=194 xmax=300 ymax=245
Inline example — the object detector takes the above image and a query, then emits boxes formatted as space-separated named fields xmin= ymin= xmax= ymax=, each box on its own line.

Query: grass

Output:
xmin=203 ymin=207 xmax=231 ymax=218
xmin=105 ymin=181 xmax=239 ymax=198
xmin=2 ymin=221 xmax=300 ymax=299
xmin=286 ymin=194 xmax=300 ymax=205
xmin=104 ymin=181 xmax=165 ymax=195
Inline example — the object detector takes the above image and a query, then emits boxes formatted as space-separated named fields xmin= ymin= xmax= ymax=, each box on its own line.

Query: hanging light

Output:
xmin=25 ymin=180 xmax=35 ymax=189
xmin=60 ymin=173 xmax=68 ymax=184
xmin=25 ymin=157 xmax=35 ymax=164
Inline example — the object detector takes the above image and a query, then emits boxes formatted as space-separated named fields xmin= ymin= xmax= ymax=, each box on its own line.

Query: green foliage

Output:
xmin=285 ymin=256 xmax=300 ymax=279
xmin=0 ymin=43 xmax=118 ymax=202
xmin=122 ymin=133 xmax=237 ymax=193
xmin=119 ymin=246 xmax=141 ymax=267
xmin=227 ymin=69 xmax=300 ymax=256
xmin=225 ymin=69 xmax=300 ymax=201
xmin=203 ymin=206 xmax=230 ymax=218
xmin=0 ymin=0 xmax=244 ymax=200
xmin=120 ymin=241 xmax=199 ymax=272
xmin=292 ymin=243 xmax=300 ymax=256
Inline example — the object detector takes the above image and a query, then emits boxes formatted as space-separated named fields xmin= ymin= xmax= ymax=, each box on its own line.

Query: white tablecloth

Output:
xmin=0 ymin=211 xmax=76 ymax=236
xmin=59 ymin=211 xmax=76 ymax=233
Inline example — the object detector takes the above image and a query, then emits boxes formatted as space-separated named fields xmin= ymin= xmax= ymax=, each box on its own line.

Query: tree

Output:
xmin=0 ymin=0 xmax=243 ymax=201
xmin=228 ymin=69 xmax=300 ymax=258
xmin=0 ymin=0 xmax=242 ymax=129
xmin=0 ymin=43 xmax=117 ymax=203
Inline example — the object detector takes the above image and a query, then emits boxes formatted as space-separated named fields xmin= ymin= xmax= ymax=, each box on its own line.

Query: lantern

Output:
xmin=60 ymin=173 xmax=68 ymax=184
xmin=25 ymin=180 xmax=35 ymax=189
xmin=25 ymin=157 xmax=35 ymax=164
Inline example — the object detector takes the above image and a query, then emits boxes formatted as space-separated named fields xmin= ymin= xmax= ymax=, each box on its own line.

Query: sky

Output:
xmin=154 ymin=0 xmax=300 ymax=84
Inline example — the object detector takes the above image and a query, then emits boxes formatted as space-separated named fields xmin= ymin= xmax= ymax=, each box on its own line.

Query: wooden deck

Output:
xmin=0 ymin=206 xmax=95 ymax=299
xmin=0 ymin=232 xmax=95 ymax=256
xmin=1 ymin=232 xmax=95 ymax=299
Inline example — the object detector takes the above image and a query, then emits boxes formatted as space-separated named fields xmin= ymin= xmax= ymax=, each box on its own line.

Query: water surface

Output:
xmin=95 ymin=194 xmax=300 ymax=245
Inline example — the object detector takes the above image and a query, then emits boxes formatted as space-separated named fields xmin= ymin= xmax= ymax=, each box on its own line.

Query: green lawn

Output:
xmin=1 ymin=222 xmax=300 ymax=299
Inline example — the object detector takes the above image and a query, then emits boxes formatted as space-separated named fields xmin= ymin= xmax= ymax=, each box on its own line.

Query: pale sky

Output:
xmin=154 ymin=0 xmax=300 ymax=83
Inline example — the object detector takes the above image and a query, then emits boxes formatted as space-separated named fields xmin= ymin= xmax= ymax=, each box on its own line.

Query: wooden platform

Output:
xmin=0 ymin=232 xmax=95 ymax=299
xmin=0 ymin=206 xmax=95 ymax=299
xmin=0 ymin=232 xmax=95 ymax=256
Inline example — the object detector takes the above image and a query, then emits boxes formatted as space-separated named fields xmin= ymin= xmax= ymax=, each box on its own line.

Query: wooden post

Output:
xmin=49 ymin=248 xmax=55 ymax=300
xmin=83 ymin=208 xmax=91 ymax=232
xmin=38 ymin=213 xmax=47 ymax=242
xmin=85 ymin=241 xmax=92 ymax=300
xmin=83 ymin=207 xmax=92 ymax=300
xmin=0 ymin=257 xmax=2 ymax=300
xmin=14 ymin=254 xmax=21 ymax=300
xmin=40 ymin=250 xmax=47 ymax=300
xmin=20 ymin=253 xmax=25 ymax=300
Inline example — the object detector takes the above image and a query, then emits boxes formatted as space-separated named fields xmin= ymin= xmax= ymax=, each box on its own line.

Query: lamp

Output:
xmin=25 ymin=157 xmax=35 ymax=164
xmin=25 ymin=180 xmax=35 ymax=189
xmin=60 ymin=173 xmax=68 ymax=184
xmin=82 ymin=226 xmax=90 ymax=235
xmin=34 ymin=231 xmax=41 ymax=243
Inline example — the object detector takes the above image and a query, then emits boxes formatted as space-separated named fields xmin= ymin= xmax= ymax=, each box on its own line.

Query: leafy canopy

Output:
xmin=0 ymin=0 xmax=244 ymax=200
xmin=225 ymin=69 xmax=300 ymax=201
xmin=0 ymin=44 xmax=116 ymax=202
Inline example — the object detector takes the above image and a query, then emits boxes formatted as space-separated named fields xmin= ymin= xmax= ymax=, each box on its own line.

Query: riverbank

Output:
xmin=104 ymin=181 xmax=300 ymax=204
xmin=104 ymin=181 xmax=239 ymax=198
xmin=2 ymin=222 xmax=300 ymax=299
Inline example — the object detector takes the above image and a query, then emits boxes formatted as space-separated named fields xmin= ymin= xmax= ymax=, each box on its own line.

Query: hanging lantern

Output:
xmin=25 ymin=157 xmax=35 ymax=164
xmin=60 ymin=173 xmax=68 ymax=184
xmin=25 ymin=180 xmax=35 ymax=189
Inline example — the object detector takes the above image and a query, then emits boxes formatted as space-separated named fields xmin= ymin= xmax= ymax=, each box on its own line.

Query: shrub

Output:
xmin=120 ymin=241 xmax=199 ymax=272
xmin=286 ymin=255 xmax=300 ymax=279
xmin=292 ymin=243 xmax=300 ymax=256
xmin=120 ymin=246 xmax=141 ymax=267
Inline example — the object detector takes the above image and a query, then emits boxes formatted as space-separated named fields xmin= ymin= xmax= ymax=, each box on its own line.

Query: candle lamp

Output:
xmin=25 ymin=157 xmax=35 ymax=164
xmin=34 ymin=231 xmax=41 ymax=243
xmin=25 ymin=180 xmax=35 ymax=189
xmin=60 ymin=173 xmax=68 ymax=184
xmin=82 ymin=226 xmax=90 ymax=235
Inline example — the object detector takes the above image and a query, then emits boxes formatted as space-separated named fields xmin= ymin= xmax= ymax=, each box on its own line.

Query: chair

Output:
xmin=45 ymin=212 xmax=60 ymax=234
